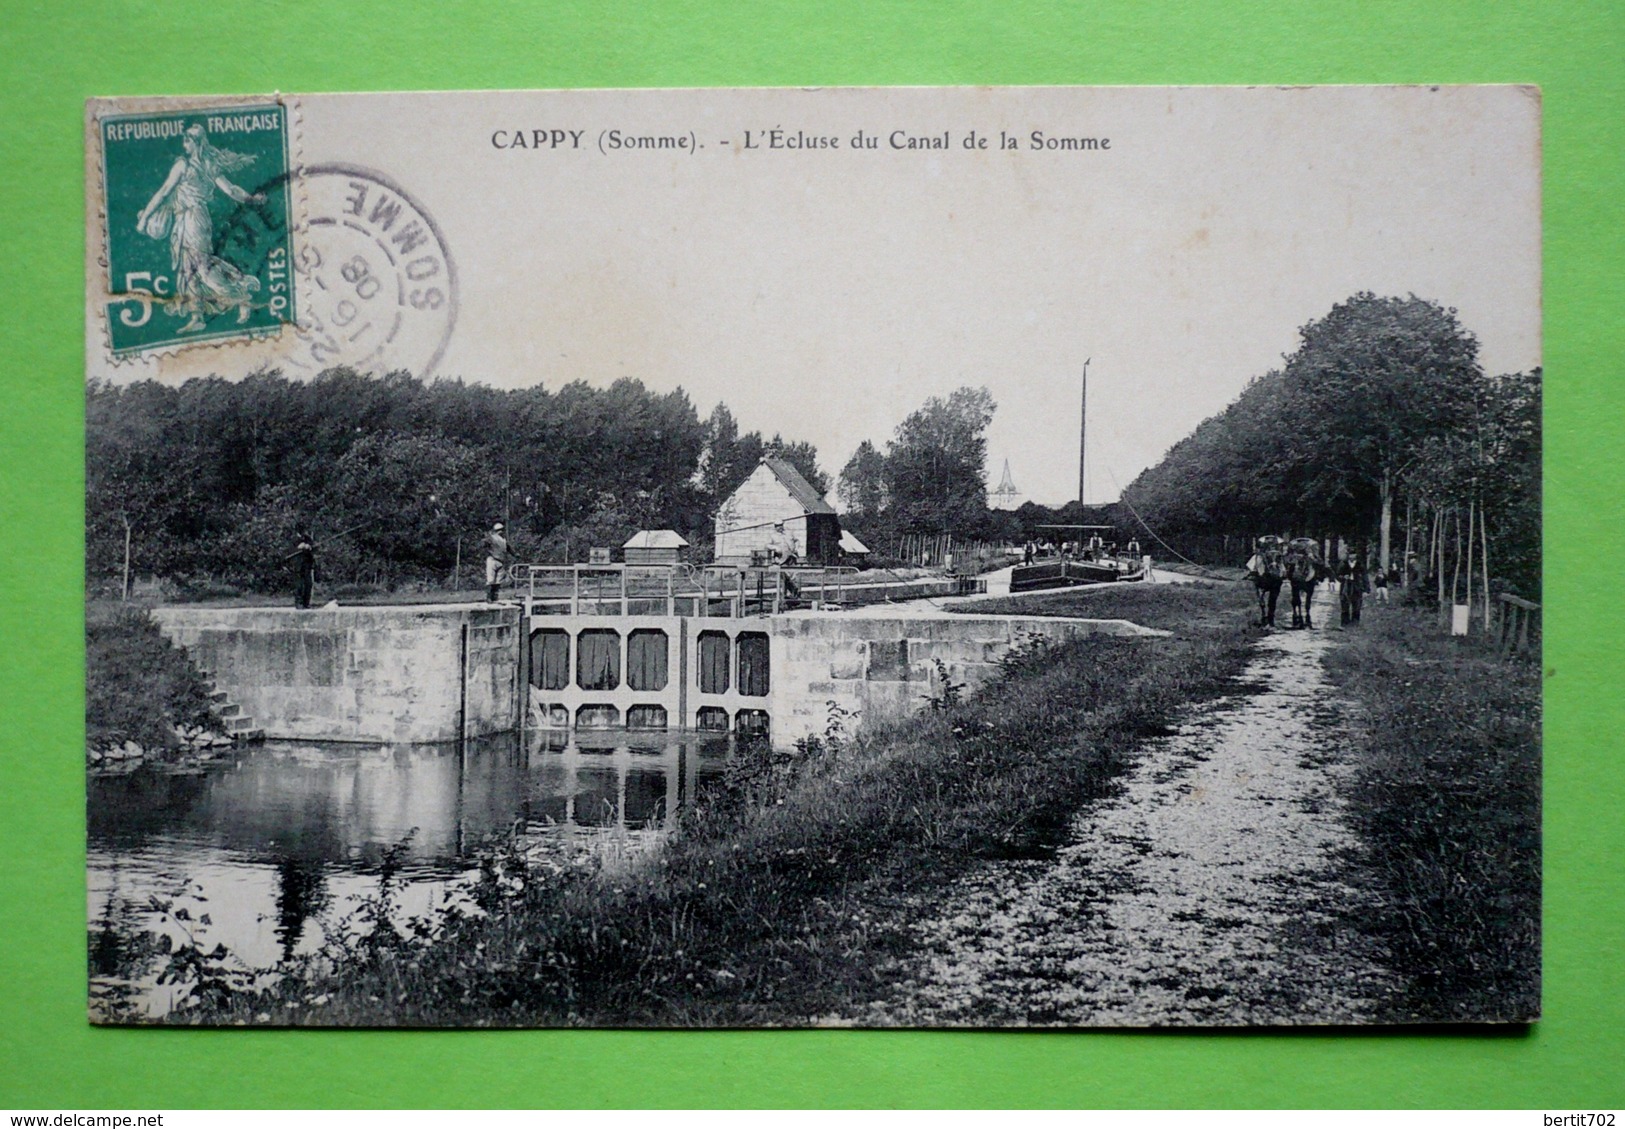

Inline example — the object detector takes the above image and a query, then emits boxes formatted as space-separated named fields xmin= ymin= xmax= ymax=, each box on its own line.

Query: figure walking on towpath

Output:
xmin=484 ymin=521 xmax=509 ymax=603
xmin=1339 ymin=547 xmax=1370 ymax=626
xmin=863 ymin=584 xmax=1392 ymax=1026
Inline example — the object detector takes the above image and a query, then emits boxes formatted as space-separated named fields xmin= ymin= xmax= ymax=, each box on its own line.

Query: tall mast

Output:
xmin=1078 ymin=358 xmax=1090 ymax=508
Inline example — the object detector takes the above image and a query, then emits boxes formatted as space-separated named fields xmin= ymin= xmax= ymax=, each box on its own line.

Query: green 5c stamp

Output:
xmin=99 ymin=103 xmax=295 ymax=354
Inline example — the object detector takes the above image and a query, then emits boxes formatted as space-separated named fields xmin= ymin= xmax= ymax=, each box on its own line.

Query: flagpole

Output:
xmin=1078 ymin=358 xmax=1090 ymax=508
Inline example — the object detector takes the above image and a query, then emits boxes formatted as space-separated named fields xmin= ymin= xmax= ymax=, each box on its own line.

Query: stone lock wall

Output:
xmin=149 ymin=603 xmax=1161 ymax=747
xmin=767 ymin=614 xmax=1166 ymax=742
xmin=151 ymin=605 xmax=521 ymax=743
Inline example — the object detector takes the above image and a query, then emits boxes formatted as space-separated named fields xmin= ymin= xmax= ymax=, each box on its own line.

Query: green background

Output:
xmin=2 ymin=0 xmax=1619 ymax=1109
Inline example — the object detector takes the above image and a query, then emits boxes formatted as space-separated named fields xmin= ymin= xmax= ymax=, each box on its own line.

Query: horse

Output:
xmin=1284 ymin=538 xmax=1326 ymax=629
xmin=1248 ymin=539 xmax=1287 ymax=627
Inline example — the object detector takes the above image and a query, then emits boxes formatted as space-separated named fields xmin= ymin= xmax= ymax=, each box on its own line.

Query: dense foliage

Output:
xmin=86 ymin=603 xmax=219 ymax=750
xmin=88 ymin=366 xmax=1026 ymax=594
xmin=86 ymin=369 xmax=829 ymax=594
xmin=88 ymin=291 xmax=1538 ymax=600
xmin=1121 ymin=294 xmax=1540 ymax=597
xmin=835 ymin=385 xmax=1091 ymax=554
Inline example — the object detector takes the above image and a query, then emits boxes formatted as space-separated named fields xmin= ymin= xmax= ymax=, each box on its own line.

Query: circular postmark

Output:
xmin=249 ymin=163 xmax=458 ymax=378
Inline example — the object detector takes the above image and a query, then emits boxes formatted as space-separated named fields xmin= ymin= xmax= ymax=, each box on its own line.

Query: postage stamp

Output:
xmin=97 ymin=102 xmax=295 ymax=354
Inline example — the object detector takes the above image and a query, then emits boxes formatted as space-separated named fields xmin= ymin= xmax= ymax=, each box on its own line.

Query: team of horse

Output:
xmin=1249 ymin=536 xmax=1331 ymax=629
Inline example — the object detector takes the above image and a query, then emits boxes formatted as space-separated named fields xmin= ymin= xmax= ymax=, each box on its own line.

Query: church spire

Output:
xmin=990 ymin=458 xmax=1022 ymax=510
xmin=996 ymin=458 xmax=1017 ymax=493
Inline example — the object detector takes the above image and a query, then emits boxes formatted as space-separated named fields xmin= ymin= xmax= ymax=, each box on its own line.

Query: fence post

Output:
xmin=1494 ymin=594 xmax=1539 ymax=657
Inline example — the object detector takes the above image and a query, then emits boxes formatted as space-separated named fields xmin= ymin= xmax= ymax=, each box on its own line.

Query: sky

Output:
xmin=89 ymin=86 xmax=1541 ymax=505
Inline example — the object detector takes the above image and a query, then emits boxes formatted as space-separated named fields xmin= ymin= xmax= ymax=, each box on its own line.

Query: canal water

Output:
xmin=87 ymin=731 xmax=732 ymax=1019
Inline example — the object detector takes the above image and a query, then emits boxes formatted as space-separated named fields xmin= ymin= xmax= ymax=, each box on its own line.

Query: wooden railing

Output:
xmin=1496 ymin=593 xmax=1541 ymax=657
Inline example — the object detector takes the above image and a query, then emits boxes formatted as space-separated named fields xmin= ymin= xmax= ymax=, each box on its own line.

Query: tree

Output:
xmin=329 ymin=433 xmax=506 ymax=582
xmin=83 ymin=368 xmax=817 ymax=592
xmin=1281 ymin=293 xmax=1482 ymax=571
xmin=696 ymin=404 xmax=764 ymax=507
xmin=884 ymin=386 xmax=997 ymax=533
xmin=837 ymin=440 xmax=889 ymax=518
xmin=771 ymin=436 xmax=829 ymax=496
xmin=1120 ymin=294 xmax=1498 ymax=571
xmin=1407 ymin=367 xmax=1541 ymax=606
xmin=86 ymin=381 xmax=205 ymax=595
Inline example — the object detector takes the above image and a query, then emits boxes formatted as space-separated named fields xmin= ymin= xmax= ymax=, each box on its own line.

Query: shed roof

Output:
xmin=622 ymin=530 xmax=689 ymax=550
xmin=762 ymin=456 xmax=836 ymax=515
xmin=838 ymin=530 xmax=871 ymax=554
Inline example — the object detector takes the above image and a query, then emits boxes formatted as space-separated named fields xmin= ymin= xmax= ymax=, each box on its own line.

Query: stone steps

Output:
xmin=193 ymin=666 xmax=264 ymax=745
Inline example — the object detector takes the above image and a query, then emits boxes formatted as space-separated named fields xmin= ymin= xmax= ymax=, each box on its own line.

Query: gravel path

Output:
xmin=865 ymin=589 xmax=1394 ymax=1027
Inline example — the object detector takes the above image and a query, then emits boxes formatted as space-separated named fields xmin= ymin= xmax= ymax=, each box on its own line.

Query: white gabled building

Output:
xmin=714 ymin=456 xmax=843 ymax=565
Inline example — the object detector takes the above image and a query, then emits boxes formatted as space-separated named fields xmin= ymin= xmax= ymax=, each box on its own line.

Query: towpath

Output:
xmin=863 ymin=587 xmax=1393 ymax=1026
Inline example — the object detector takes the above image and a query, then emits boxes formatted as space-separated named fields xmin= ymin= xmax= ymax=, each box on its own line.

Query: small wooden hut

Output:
xmin=621 ymin=529 xmax=688 ymax=566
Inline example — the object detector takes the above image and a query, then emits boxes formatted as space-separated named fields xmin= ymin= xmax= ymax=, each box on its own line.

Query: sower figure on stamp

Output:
xmin=292 ymin=531 xmax=315 ymax=610
xmin=483 ymin=521 xmax=509 ymax=603
xmin=1246 ymin=535 xmax=1287 ymax=628
xmin=134 ymin=124 xmax=266 ymax=333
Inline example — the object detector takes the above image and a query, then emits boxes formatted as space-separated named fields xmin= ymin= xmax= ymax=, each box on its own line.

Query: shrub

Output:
xmin=85 ymin=603 xmax=218 ymax=751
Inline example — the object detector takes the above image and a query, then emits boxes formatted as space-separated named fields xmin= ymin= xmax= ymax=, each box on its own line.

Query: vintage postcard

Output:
xmin=85 ymin=86 xmax=1541 ymax=1027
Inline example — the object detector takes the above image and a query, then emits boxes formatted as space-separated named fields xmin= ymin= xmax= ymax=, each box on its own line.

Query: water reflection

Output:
xmin=273 ymin=857 xmax=328 ymax=960
xmin=87 ymin=729 xmax=731 ymax=1017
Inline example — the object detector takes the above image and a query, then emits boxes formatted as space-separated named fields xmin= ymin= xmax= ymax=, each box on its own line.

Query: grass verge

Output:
xmin=134 ymin=581 xmax=1256 ymax=1027
xmin=1322 ymin=605 xmax=1541 ymax=1022
xmin=1150 ymin=560 xmax=1250 ymax=583
xmin=955 ymin=578 xmax=1247 ymax=632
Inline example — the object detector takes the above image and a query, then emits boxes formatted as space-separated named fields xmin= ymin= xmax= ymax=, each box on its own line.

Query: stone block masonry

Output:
xmin=768 ymin=614 xmax=1167 ymax=743
xmin=150 ymin=604 xmax=1162 ymax=747
xmin=152 ymin=605 xmax=521 ymax=743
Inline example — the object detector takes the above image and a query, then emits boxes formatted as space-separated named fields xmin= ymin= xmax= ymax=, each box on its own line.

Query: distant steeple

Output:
xmin=996 ymin=458 xmax=1017 ymax=493
xmin=989 ymin=458 xmax=1022 ymax=510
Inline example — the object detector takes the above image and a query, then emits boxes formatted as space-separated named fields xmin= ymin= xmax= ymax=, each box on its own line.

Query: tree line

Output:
xmin=87 ymin=369 xmax=829 ymax=595
xmin=1120 ymin=293 xmax=1540 ymax=600
xmin=93 ymin=291 xmax=1523 ymax=602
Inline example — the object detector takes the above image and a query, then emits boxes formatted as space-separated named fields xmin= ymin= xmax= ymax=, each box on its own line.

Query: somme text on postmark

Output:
xmin=280 ymin=164 xmax=458 ymax=378
xmin=98 ymin=102 xmax=296 ymax=354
